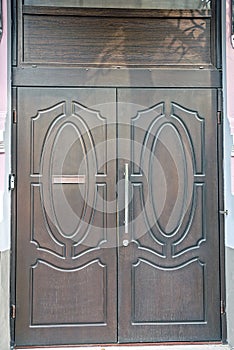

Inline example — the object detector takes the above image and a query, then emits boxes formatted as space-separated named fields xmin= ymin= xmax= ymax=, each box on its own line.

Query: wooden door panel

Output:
xmin=118 ymin=89 xmax=221 ymax=342
xmin=15 ymin=88 xmax=117 ymax=346
xmin=22 ymin=12 xmax=211 ymax=66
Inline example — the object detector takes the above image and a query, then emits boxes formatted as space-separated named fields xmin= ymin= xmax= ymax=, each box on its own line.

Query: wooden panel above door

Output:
xmin=20 ymin=6 xmax=212 ymax=67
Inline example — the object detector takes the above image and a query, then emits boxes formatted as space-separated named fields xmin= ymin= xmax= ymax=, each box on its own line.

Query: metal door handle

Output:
xmin=124 ymin=163 xmax=129 ymax=234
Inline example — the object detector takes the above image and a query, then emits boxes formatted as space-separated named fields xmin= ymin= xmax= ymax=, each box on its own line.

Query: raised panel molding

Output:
xmin=131 ymin=101 xmax=206 ymax=267
xmin=28 ymin=98 xmax=112 ymax=280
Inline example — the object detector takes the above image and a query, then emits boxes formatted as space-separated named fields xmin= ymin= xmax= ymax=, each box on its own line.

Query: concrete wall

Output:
xmin=226 ymin=248 xmax=234 ymax=347
xmin=0 ymin=251 xmax=10 ymax=350
xmin=0 ymin=0 xmax=11 ymax=349
xmin=224 ymin=1 xmax=234 ymax=347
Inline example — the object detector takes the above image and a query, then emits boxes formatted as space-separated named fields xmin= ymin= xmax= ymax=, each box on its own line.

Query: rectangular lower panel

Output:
xmin=132 ymin=259 xmax=205 ymax=324
xmin=31 ymin=260 xmax=107 ymax=325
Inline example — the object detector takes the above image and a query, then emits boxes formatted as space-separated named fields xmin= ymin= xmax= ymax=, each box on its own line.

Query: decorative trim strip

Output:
xmin=52 ymin=175 xmax=86 ymax=184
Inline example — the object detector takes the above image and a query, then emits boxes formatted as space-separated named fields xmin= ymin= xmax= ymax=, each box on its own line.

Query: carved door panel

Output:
xmin=117 ymin=89 xmax=221 ymax=342
xmin=15 ymin=88 xmax=117 ymax=346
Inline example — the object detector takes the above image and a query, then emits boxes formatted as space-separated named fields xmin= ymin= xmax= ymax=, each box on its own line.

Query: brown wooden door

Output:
xmin=117 ymin=89 xmax=221 ymax=342
xmin=15 ymin=88 xmax=118 ymax=345
xmin=15 ymin=87 xmax=221 ymax=346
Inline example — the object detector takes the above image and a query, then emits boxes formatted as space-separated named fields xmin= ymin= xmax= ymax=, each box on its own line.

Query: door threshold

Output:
xmin=15 ymin=344 xmax=230 ymax=350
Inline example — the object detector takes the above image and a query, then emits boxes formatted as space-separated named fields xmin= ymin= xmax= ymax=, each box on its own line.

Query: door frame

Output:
xmin=10 ymin=0 xmax=226 ymax=346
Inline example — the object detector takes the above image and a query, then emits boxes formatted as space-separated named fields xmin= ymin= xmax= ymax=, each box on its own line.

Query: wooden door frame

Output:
xmin=11 ymin=0 xmax=222 ymax=88
xmin=10 ymin=0 xmax=226 ymax=346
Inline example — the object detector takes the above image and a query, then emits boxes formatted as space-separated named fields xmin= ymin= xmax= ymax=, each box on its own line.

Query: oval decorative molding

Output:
xmin=40 ymin=112 xmax=97 ymax=247
xmin=50 ymin=122 xmax=88 ymax=239
xmin=150 ymin=123 xmax=188 ymax=237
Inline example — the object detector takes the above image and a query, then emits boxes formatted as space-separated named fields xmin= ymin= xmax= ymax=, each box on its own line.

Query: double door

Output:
xmin=15 ymin=87 xmax=221 ymax=346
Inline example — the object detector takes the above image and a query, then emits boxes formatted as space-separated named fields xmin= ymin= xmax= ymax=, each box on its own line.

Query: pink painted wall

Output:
xmin=226 ymin=0 xmax=234 ymax=194
xmin=0 ymin=0 xmax=7 ymax=228
xmin=226 ymin=0 xmax=234 ymax=134
xmin=0 ymin=0 xmax=7 ymax=123
xmin=0 ymin=0 xmax=7 ymax=195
